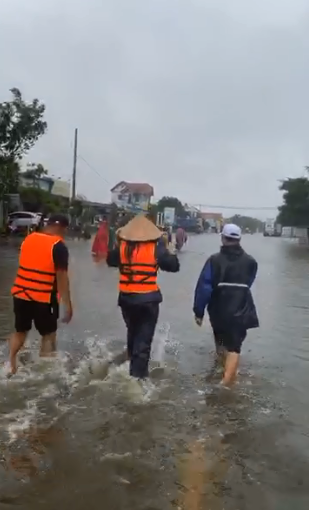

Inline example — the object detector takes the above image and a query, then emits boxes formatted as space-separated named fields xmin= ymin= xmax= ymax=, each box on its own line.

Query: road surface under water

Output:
xmin=0 ymin=234 xmax=308 ymax=510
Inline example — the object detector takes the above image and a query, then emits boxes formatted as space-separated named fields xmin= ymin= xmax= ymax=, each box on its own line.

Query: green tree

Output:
xmin=19 ymin=187 xmax=67 ymax=214
xmin=227 ymin=214 xmax=264 ymax=233
xmin=277 ymin=176 xmax=309 ymax=227
xmin=70 ymin=199 xmax=83 ymax=220
xmin=0 ymin=159 xmax=20 ymax=197
xmin=156 ymin=196 xmax=186 ymax=218
xmin=0 ymin=88 xmax=47 ymax=200
xmin=0 ymin=88 xmax=47 ymax=159
xmin=81 ymin=206 xmax=96 ymax=225
xmin=23 ymin=163 xmax=48 ymax=186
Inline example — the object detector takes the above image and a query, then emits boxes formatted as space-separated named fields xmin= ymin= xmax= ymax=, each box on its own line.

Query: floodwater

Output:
xmin=0 ymin=234 xmax=309 ymax=509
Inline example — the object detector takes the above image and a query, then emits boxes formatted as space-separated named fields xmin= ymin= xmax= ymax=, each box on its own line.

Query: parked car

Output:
xmin=7 ymin=211 xmax=42 ymax=232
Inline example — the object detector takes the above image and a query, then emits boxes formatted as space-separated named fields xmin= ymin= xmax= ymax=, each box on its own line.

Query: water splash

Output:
xmin=0 ymin=323 xmax=173 ymax=446
xmin=151 ymin=322 xmax=170 ymax=363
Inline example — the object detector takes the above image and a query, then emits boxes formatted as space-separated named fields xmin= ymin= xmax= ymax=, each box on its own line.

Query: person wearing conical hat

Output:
xmin=107 ymin=214 xmax=180 ymax=379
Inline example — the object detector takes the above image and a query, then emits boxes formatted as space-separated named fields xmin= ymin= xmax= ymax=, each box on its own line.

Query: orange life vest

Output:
xmin=11 ymin=232 xmax=63 ymax=303
xmin=119 ymin=241 xmax=159 ymax=293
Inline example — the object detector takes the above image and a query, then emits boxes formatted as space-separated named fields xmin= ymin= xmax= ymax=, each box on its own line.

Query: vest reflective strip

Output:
xmin=19 ymin=265 xmax=55 ymax=276
xmin=119 ymin=271 xmax=157 ymax=285
xmin=218 ymin=282 xmax=248 ymax=288
xmin=119 ymin=280 xmax=156 ymax=285
xmin=119 ymin=263 xmax=157 ymax=283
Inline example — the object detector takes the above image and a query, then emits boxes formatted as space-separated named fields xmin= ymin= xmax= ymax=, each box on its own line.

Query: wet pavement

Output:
xmin=0 ymin=234 xmax=309 ymax=509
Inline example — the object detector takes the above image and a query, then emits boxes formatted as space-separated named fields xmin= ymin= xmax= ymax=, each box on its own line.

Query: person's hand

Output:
xmin=195 ymin=316 xmax=203 ymax=327
xmin=62 ymin=303 xmax=73 ymax=324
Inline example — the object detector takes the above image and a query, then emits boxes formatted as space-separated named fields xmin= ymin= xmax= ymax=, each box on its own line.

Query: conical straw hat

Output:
xmin=118 ymin=214 xmax=162 ymax=242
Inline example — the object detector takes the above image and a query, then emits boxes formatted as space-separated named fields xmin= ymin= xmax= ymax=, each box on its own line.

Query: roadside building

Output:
xmin=110 ymin=181 xmax=154 ymax=212
xmin=184 ymin=204 xmax=200 ymax=218
xmin=200 ymin=212 xmax=223 ymax=232
xmin=19 ymin=173 xmax=70 ymax=199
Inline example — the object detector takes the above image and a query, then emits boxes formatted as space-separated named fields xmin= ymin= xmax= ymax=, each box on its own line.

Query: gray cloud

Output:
xmin=1 ymin=0 xmax=309 ymax=216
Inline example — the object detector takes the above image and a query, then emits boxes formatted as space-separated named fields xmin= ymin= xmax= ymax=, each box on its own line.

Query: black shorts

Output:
xmin=13 ymin=297 xmax=59 ymax=336
xmin=213 ymin=328 xmax=247 ymax=354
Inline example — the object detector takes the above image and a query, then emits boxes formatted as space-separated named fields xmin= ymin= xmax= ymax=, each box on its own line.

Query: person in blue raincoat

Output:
xmin=193 ymin=223 xmax=259 ymax=386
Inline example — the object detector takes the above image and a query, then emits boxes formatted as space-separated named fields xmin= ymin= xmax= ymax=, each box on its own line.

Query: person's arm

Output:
xmin=248 ymin=259 xmax=258 ymax=288
xmin=53 ymin=241 xmax=72 ymax=322
xmin=193 ymin=258 xmax=213 ymax=322
xmin=156 ymin=240 xmax=180 ymax=273
xmin=106 ymin=246 xmax=120 ymax=268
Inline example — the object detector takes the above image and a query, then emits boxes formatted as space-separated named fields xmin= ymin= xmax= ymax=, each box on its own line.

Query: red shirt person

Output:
xmin=92 ymin=219 xmax=109 ymax=261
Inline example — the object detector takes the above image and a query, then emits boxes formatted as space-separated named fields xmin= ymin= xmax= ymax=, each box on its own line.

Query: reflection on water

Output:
xmin=0 ymin=235 xmax=309 ymax=509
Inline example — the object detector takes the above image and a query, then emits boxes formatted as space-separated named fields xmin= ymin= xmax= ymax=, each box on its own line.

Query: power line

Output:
xmin=190 ymin=203 xmax=278 ymax=211
xmin=73 ymin=162 xmax=278 ymax=211
xmin=77 ymin=154 xmax=111 ymax=185
xmin=152 ymin=198 xmax=279 ymax=211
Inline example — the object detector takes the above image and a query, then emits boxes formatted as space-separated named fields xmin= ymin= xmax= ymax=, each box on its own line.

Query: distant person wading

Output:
xmin=91 ymin=217 xmax=109 ymax=261
xmin=107 ymin=215 xmax=180 ymax=379
xmin=193 ymin=223 xmax=259 ymax=386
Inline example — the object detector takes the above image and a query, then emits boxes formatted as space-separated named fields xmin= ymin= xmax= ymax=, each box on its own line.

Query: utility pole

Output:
xmin=71 ymin=128 xmax=78 ymax=201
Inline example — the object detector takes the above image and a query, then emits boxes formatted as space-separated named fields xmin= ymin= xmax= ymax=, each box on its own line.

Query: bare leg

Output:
xmin=220 ymin=352 xmax=239 ymax=386
xmin=40 ymin=332 xmax=57 ymax=358
xmin=9 ymin=332 xmax=28 ymax=374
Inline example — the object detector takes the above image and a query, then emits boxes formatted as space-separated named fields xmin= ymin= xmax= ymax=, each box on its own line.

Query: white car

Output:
xmin=8 ymin=211 xmax=42 ymax=230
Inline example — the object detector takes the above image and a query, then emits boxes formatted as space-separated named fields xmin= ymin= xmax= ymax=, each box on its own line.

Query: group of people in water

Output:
xmin=91 ymin=216 xmax=187 ymax=262
xmin=7 ymin=213 xmax=258 ymax=387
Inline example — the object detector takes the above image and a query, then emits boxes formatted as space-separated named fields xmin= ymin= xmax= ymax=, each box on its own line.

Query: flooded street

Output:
xmin=0 ymin=233 xmax=309 ymax=509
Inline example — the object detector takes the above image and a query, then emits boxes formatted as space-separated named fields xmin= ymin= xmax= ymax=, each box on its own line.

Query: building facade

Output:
xmin=19 ymin=173 xmax=70 ymax=198
xmin=50 ymin=179 xmax=70 ymax=198
xmin=184 ymin=204 xmax=200 ymax=218
xmin=200 ymin=212 xmax=223 ymax=232
xmin=19 ymin=174 xmax=54 ymax=192
xmin=110 ymin=181 xmax=154 ymax=212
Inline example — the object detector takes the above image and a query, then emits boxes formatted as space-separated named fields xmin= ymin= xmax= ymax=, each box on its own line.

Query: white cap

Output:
xmin=221 ymin=223 xmax=241 ymax=240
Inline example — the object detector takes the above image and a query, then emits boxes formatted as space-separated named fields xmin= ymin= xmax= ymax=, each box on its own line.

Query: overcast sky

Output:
xmin=1 ymin=0 xmax=309 ymax=217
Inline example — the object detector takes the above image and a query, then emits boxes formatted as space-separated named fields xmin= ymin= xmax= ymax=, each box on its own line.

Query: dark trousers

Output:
xmin=121 ymin=302 xmax=159 ymax=379
xmin=213 ymin=327 xmax=247 ymax=354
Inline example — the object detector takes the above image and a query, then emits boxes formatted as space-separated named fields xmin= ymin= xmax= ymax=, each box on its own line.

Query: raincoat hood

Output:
xmin=220 ymin=244 xmax=244 ymax=261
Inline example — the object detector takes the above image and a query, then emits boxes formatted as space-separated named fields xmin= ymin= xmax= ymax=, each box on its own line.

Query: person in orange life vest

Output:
xmin=107 ymin=215 xmax=180 ymax=379
xmin=8 ymin=214 xmax=73 ymax=375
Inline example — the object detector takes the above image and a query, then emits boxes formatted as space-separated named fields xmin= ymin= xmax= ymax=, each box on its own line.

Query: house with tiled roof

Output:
xmin=110 ymin=181 xmax=154 ymax=212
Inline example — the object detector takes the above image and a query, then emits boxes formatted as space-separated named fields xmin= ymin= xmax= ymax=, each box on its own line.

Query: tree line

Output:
xmin=277 ymin=169 xmax=309 ymax=227
xmin=156 ymin=178 xmax=309 ymax=231
xmin=2 ymin=87 xmax=286 ymax=230
xmin=149 ymin=196 xmax=264 ymax=232
xmin=0 ymin=88 xmax=62 ymax=213
xmin=0 ymin=88 xmax=94 ymax=221
xmin=0 ymin=88 xmax=47 ymax=202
